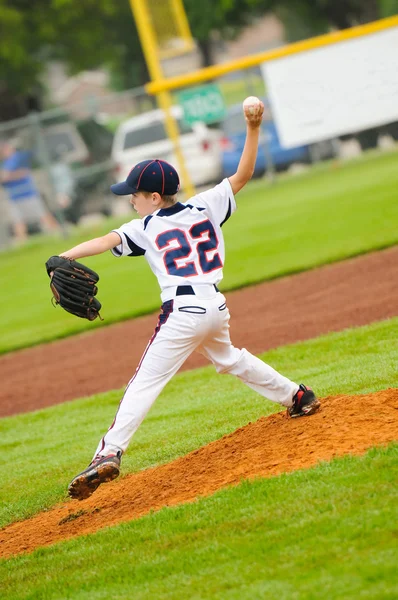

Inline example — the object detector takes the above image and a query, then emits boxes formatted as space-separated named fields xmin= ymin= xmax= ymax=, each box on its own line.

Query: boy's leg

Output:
xmin=201 ymin=341 xmax=297 ymax=406
xmin=8 ymin=202 xmax=28 ymax=242
xmin=198 ymin=305 xmax=311 ymax=409
xmin=13 ymin=220 xmax=28 ymax=243
xmin=69 ymin=300 xmax=204 ymax=499
xmin=40 ymin=211 xmax=60 ymax=232
xmin=95 ymin=302 xmax=203 ymax=457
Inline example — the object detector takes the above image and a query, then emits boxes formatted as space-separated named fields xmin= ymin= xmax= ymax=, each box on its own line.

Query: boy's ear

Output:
xmin=152 ymin=192 xmax=162 ymax=205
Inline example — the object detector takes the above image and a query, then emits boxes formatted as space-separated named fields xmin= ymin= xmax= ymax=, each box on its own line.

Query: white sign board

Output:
xmin=262 ymin=27 xmax=398 ymax=148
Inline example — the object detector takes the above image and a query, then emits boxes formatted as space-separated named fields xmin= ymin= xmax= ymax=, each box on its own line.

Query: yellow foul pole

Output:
xmin=129 ymin=0 xmax=195 ymax=198
xmin=171 ymin=0 xmax=195 ymax=51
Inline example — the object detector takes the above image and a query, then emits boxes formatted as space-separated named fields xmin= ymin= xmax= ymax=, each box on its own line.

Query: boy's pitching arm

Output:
xmin=60 ymin=232 xmax=121 ymax=261
xmin=228 ymin=99 xmax=264 ymax=195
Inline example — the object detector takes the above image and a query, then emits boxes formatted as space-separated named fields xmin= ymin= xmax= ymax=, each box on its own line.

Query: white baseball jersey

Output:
xmin=110 ymin=178 xmax=237 ymax=292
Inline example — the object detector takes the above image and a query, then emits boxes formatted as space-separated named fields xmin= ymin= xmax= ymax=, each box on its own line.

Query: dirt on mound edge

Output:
xmin=1 ymin=388 xmax=397 ymax=559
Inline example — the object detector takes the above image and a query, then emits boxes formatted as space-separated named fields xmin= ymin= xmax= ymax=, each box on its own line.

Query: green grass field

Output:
xmin=1 ymin=147 xmax=397 ymax=599
xmin=1 ymin=315 xmax=397 ymax=597
xmin=0 ymin=149 xmax=397 ymax=354
xmin=2 ymin=445 xmax=396 ymax=600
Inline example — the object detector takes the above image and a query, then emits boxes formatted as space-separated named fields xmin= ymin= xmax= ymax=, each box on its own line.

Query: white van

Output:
xmin=111 ymin=106 xmax=223 ymax=189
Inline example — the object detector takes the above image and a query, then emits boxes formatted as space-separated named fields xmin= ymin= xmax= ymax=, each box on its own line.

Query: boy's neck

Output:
xmin=153 ymin=200 xmax=179 ymax=213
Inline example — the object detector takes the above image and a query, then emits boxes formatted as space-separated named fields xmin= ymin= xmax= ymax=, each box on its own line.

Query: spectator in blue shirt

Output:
xmin=0 ymin=139 xmax=59 ymax=243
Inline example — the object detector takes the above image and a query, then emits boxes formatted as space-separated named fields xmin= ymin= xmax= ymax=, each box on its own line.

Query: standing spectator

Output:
xmin=0 ymin=138 xmax=59 ymax=243
xmin=49 ymin=145 xmax=76 ymax=212
xmin=0 ymin=182 xmax=12 ymax=249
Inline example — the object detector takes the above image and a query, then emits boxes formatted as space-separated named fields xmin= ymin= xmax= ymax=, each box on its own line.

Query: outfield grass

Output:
xmin=0 ymin=149 xmax=397 ymax=354
xmin=1 ymin=445 xmax=396 ymax=599
xmin=1 ymin=317 xmax=397 ymax=529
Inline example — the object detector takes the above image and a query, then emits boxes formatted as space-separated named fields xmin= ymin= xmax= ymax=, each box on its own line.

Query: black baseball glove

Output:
xmin=45 ymin=256 xmax=102 ymax=321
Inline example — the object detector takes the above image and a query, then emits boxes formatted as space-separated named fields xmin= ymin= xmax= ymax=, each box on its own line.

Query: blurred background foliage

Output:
xmin=0 ymin=0 xmax=397 ymax=117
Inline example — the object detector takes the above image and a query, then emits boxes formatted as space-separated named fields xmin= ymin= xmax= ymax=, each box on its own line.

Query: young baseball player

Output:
xmin=63 ymin=98 xmax=320 ymax=500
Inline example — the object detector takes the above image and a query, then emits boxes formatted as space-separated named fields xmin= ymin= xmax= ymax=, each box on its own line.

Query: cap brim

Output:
xmin=110 ymin=181 xmax=137 ymax=195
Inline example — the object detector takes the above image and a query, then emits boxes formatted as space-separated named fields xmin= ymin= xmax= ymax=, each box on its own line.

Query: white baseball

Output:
xmin=243 ymin=96 xmax=262 ymax=115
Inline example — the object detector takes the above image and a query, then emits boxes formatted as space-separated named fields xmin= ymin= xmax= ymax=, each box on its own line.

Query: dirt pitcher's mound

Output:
xmin=1 ymin=388 xmax=397 ymax=559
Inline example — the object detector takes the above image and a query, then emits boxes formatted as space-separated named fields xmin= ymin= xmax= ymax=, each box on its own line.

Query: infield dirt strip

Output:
xmin=1 ymin=246 xmax=398 ymax=417
xmin=0 ymin=388 xmax=397 ymax=559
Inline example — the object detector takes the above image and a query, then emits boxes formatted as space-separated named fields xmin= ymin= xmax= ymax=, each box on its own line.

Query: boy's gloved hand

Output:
xmin=45 ymin=255 xmax=102 ymax=321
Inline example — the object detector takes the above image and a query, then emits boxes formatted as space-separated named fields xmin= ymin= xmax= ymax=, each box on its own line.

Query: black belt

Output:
xmin=176 ymin=285 xmax=219 ymax=296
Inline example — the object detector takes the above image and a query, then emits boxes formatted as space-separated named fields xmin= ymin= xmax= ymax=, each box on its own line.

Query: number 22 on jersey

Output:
xmin=156 ymin=219 xmax=222 ymax=276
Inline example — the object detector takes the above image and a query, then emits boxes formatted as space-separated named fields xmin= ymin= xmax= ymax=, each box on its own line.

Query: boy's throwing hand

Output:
xmin=242 ymin=96 xmax=264 ymax=128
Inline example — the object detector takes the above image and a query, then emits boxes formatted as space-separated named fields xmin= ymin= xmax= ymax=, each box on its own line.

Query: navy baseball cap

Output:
xmin=111 ymin=159 xmax=180 ymax=196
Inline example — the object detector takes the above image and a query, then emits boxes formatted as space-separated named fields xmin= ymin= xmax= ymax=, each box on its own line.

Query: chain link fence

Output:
xmin=1 ymin=65 xmax=396 ymax=250
xmin=0 ymin=85 xmax=152 ymax=246
xmin=0 ymin=70 xmax=265 ymax=248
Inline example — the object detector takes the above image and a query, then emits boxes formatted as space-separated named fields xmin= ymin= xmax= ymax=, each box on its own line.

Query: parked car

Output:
xmin=111 ymin=106 xmax=223 ymax=189
xmin=220 ymin=103 xmax=336 ymax=178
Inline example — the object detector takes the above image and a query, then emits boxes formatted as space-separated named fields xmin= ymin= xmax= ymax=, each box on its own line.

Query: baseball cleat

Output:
xmin=288 ymin=384 xmax=320 ymax=418
xmin=68 ymin=452 xmax=122 ymax=500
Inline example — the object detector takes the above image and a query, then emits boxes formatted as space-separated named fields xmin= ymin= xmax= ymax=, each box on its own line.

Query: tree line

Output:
xmin=0 ymin=0 xmax=396 ymax=120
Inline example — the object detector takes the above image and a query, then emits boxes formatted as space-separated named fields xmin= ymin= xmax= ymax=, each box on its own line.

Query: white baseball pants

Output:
xmin=95 ymin=287 xmax=299 ymax=457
